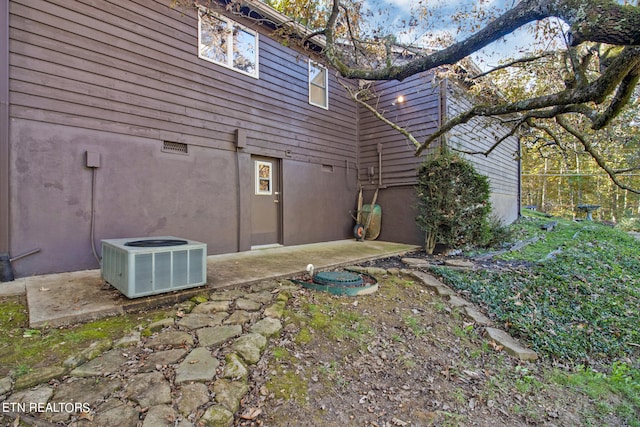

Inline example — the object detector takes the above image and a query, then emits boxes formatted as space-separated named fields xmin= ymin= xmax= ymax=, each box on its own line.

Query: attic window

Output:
xmin=162 ymin=141 xmax=189 ymax=155
xmin=309 ymin=60 xmax=328 ymax=109
xmin=198 ymin=8 xmax=259 ymax=78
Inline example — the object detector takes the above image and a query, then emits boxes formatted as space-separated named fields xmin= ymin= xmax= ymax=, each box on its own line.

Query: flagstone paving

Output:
xmin=0 ymin=264 xmax=538 ymax=426
xmin=1 ymin=280 xmax=292 ymax=426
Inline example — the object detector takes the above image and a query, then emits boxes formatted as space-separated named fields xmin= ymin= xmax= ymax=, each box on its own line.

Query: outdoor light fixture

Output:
xmin=392 ymin=95 xmax=405 ymax=106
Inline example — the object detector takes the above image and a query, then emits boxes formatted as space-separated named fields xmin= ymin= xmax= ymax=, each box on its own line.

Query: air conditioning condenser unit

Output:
xmin=101 ymin=236 xmax=207 ymax=298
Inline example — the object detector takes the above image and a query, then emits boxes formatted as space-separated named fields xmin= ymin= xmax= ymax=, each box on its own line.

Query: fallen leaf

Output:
xmin=240 ymin=407 xmax=263 ymax=420
xmin=78 ymin=411 xmax=94 ymax=421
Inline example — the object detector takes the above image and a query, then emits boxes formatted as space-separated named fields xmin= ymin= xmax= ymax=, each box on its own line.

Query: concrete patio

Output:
xmin=0 ymin=240 xmax=418 ymax=328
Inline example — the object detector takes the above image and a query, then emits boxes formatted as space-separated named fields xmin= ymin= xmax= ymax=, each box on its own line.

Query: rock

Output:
xmin=443 ymin=259 xmax=475 ymax=269
xmin=148 ymin=318 xmax=175 ymax=332
xmin=387 ymin=267 xmax=401 ymax=276
xmin=197 ymin=325 xmax=243 ymax=348
xmin=244 ymin=291 xmax=273 ymax=304
xmin=45 ymin=377 xmax=120 ymax=423
xmin=142 ymin=405 xmax=177 ymax=427
xmin=235 ymin=298 xmax=262 ymax=311
xmin=448 ymin=296 xmax=471 ymax=308
xmin=411 ymin=271 xmax=456 ymax=296
xmin=7 ymin=384 xmax=54 ymax=407
xmin=343 ymin=265 xmax=366 ymax=273
xmin=200 ymin=405 xmax=234 ymax=427
xmin=177 ymin=300 xmax=197 ymax=314
xmin=276 ymin=290 xmax=290 ymax=302
xmin=250 ymin=317 xmax=282 ymax=338
xmin=210 ymin=289 xmax=245 ymax=301
xmin=0 ymin=376 xmax=12 ymax=395
xmin=250 ymin=281 xmax=279 ymax=292
xmin=364 ymin=267 xmax=387 ymax=276
xmin=192 ymin=300 xmax=230 ymax=314
xmin=15 ymin=366 xmax=67 ymax=390
xmin=221 ymin=353 xmax=248 ymax=380
xmin=145 ymin=330 xmax=194 ymax=349
xmin=93 ymin=399 xmax=140 ymax=426
xmin=434 ymin=284 xmax=456 ymax=296
xmin=63 ymin=339 xmax=113 ymax=368
xmin=411 ymin=270 xmax=444 ymax=288
xmin=177 ymin=312 xmax=228 ymax=330
xmin=232 ymin=333 xmax=267 ymax=364
xmin=177 ymin=382 xmax=210 ymax=417
xmin=263 ymin=301 xmax=286 ymax=319
xmin=464 ymin=307 xmax=493 ymax=326
xmin=223 ymin=310 xmax=254 ymax=325
xmin=51 ymin=377 xmax=120 ymax=407
xmin=175 ymin=347 xmax=219 ymax=384
xmin=70 ymin=349 xmax=128 ymax=377
xmin=213 ymin=379 xmax=249 ymax=413
xmin=125 ymin=371 xmax=172 ymax=407
xmin=485 ymin=327 xmax=538 ymax=361
xmin=191 ymin=295 xmax=209 ymax=304
xmin=115 ymin=331 xmax=141 ymax=348
xmin=139 ymin=348 xmax=189 ymax=372
xmin=276 ymin=280 xmax=298 ymax=292
xmin=402 ymin=258 xmax=431 ymax=268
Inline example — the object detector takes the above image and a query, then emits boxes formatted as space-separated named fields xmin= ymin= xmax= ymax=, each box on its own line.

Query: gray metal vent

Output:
xmin=162 ymin=141 xmax=189 ymax=155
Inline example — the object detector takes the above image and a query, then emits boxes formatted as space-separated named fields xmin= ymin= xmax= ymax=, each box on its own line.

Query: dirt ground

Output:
xmin=236 ymin=257 xmax=620 ymax=427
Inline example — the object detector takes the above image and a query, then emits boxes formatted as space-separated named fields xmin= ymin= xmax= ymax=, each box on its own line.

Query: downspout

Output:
xmin=438 ymin=79 xmax=448 ymax=153
xmin=518 ymin=136 xmax=523 ymax=218
xmin=0 ymin=0 xmax=12 ymax=281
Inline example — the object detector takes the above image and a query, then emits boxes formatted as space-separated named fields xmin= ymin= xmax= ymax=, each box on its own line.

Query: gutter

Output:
xmin=240 ymin=0 xmax=326 ymax=49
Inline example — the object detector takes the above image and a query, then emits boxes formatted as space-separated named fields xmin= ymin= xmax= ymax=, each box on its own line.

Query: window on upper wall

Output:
xmin=198 ymin=8 xmax=259 ymax=78
xmin=309 ymin=60 xmax=328 ymax=109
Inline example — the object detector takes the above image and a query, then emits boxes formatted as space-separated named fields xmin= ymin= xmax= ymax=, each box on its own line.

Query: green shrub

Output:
xmin=618 ymin=216 xmax=640 ymax=232
xmin=415 ymin=152 xmax=492 ymax=253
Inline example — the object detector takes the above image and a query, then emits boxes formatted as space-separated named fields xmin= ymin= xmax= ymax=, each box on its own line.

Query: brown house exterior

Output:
xmin=0 ymin=0 xmax=520 ymax=279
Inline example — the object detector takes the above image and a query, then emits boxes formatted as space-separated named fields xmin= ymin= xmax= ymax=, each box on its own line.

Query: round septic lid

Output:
xmin=313 ymin=271 xmax=364 ymax=287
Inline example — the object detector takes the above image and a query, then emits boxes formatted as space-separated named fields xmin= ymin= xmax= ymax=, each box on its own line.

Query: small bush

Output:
xmin=483 ymin=216 xmax=514 ymax=248
xmin=415 ymin=152 xmax=492 ymax=253
xmin=618 ymin=216 xmax=640 ymax=232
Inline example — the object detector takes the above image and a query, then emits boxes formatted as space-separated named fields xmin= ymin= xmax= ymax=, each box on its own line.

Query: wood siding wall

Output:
xmin=358 ymin=72 xmax=441 ymax=188
xmin=357 ymin=74 xmax=520 ymax=245
xmin=445 ymin=81 xmax=520 ymax=223
xmin=357 ymin=72 xmax=442 ymax=245
xmin=8 ymin=0 xmax=359 ymax=276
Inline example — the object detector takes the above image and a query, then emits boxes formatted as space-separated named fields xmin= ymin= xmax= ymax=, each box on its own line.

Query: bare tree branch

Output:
xmin=337 ymin=78 xmax=422 ymax=151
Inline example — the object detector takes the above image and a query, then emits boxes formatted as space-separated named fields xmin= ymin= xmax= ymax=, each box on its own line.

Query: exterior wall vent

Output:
xmin=101 ymin=236 xmax=207 ymax=298
xmin=162 ymin=141 xmax=189 ymax=155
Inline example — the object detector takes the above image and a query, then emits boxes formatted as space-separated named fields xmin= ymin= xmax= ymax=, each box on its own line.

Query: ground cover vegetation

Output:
xmin=434 ymin=210 xmax=640 ymax=365
xmin=0 ymin=302 xmax=171 ymax=379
